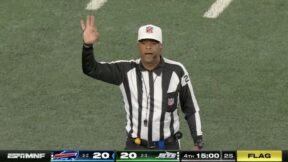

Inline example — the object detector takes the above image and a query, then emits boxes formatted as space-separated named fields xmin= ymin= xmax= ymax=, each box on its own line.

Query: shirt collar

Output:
xmin=137 ymin=56 xmax=165 ymax=76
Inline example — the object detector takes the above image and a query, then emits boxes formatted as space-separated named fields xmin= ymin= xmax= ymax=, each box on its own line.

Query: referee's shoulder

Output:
xmin=100 ymin=59 xmax=139 ymax=72
xmin=103 ymin=58 xmax=139 ymax=67
xmin=103 ymin=58 xmax=139 ymax=64
xmin=163 ymin=57 xmax=187 ymax=72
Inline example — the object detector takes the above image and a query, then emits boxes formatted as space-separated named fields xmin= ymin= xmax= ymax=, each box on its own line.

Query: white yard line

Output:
xmin=86 ymin=0 xmax=107 ymax=10
xmin=203 ymin=0 xmax=233 ymax=18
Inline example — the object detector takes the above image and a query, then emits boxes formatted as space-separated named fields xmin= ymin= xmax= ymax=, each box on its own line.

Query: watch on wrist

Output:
xmin=194 ymin=139 xmax=204 ymax=149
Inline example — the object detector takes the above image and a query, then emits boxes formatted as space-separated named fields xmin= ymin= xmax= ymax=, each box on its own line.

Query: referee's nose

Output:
xmin=145 ymin=43 xmax=152 ymax=50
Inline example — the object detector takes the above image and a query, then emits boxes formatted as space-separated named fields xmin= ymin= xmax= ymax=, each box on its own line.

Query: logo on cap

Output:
xmin=146 ymin=26 xmax=154 ymax=33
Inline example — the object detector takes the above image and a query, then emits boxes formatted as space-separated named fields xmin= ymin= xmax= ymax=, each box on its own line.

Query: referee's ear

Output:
xmin=160 ymin=43 xmax=163 ymax=50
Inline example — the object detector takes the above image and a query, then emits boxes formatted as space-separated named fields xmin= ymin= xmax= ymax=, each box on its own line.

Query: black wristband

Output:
xmin=83 ymin=43 xmax=93 ymax=48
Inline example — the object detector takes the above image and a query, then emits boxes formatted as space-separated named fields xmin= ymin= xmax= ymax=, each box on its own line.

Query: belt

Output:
xmin=129 ymin=132 xmax=182 ymax=149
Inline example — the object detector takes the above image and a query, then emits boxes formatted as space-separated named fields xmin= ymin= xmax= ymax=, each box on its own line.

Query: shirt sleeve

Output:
xmin=179 ymin=66 xmax=203 ymax=145
xmin=82 ymin=46 xmax=123 ymax=85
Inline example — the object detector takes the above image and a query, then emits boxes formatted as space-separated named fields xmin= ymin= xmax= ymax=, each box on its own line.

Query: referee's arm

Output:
xmin=82 ymin=45 xmax=123 ymax=85
xmin=179 ymin=69 xmax=203 ymax=150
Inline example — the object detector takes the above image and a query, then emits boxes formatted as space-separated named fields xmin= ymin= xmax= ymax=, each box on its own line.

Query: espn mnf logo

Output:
xmin=7 ymin=152 xmax=46 ymax=159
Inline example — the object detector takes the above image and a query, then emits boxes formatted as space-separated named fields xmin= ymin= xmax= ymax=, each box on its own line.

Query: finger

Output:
xmin=88 ymin=15 xmax=93 ymax=27
xmin=86 ymin=15 xmax=90 ymax=28
xmin=80 ymin=20 xmax=85 ymax=31
xmin=91 ymin=15 xmax=95 ymax=27
xmin=91 ymin=15 xmax=97 ymax=32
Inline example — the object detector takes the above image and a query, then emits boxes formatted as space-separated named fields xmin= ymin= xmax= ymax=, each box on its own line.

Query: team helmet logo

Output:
xmin=146 ymin=26 xmax=154 ymax=33
xmin=51 ymin=150 xmax=78 ymax=160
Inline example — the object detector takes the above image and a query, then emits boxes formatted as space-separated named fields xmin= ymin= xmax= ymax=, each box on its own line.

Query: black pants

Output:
xmin=125 ymin=138 xmax=180 ymax=150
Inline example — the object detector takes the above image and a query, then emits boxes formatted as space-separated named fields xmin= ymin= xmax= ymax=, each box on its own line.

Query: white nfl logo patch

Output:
xmin=168 ymin=98 xmax=174 ymax=106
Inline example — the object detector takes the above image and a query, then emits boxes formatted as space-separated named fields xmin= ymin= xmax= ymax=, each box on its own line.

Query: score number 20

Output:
xmin=120 ymin=152 xmax=137 ymax=159
xmin=93 ymin=152 xmax=111 ymax=159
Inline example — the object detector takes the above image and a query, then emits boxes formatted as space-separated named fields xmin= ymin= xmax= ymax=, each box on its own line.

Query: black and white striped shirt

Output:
xmin=82 ymin=46 xmax=203 ymax=144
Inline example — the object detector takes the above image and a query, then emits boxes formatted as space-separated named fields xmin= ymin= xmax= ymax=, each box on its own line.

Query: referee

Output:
xmin=81 ymin=16 xmax=203 ymax=150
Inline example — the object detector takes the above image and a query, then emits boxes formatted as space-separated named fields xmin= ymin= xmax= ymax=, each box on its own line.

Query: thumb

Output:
xmin=80 ymin=20 xmax=86 ymax=31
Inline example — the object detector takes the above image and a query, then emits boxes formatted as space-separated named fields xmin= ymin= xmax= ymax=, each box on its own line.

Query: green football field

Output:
xmin=0 ymin=0 xmax=287 ymax=150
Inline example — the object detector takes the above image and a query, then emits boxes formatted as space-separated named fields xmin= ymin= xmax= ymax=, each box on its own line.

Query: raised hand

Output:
xmin=81 ymin=15 xmax=99 ymax=45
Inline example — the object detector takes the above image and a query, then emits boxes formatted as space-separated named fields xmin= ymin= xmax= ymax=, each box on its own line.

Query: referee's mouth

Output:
xmin=144 ymin=52 xmax=153 ymax=55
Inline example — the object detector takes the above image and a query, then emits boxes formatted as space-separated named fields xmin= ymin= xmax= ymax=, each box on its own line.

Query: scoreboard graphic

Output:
xmin=51 ymin=150 xmax=115 ymax=162
xmin=0 ymin=150 xmax=287 ymax=162
xmin=116 ymin=151 xmax=179 ymax=162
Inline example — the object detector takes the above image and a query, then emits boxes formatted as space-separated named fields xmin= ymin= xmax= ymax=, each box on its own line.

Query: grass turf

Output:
xmin=0 ymin=0 xmax=287 ymax=150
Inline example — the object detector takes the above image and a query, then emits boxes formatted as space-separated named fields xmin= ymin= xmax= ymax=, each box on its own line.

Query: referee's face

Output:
xmin=138 ymin=39 xmax=162 ymax=69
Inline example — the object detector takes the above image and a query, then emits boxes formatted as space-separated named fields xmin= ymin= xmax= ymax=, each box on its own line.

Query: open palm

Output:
xmin=81 ymin=15 xmax=99 ymax=44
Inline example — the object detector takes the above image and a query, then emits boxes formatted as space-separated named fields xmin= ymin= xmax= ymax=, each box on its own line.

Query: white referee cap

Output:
xmin=138 ymin=24 xmax=162 ymax=43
